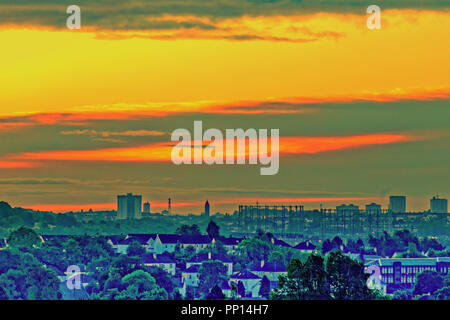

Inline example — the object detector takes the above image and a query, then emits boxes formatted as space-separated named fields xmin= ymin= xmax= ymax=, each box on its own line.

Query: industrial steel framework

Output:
xmin=236 ymin=205 xmax=410 ymax=237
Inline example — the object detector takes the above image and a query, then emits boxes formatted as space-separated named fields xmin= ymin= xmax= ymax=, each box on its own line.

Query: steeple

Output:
xmin=204 ymin=200 xmax=210 ymax=216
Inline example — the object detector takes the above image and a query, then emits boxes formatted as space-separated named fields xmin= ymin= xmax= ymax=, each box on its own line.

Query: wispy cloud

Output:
xmin=2 ymin=132 xmax=416 ymax=164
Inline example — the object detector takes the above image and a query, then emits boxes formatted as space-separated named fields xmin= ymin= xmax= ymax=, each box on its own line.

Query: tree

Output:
xmin=414 ymin=270 xmax=443 ymax=295
xmin=127 ymin=241 xmax=146 ymax=257
xmin=176 ymin=224 xmax=201 ymax=236
xmin=96 ymin=270 xmax=168 ymax=300
xmin=235 ymin=238 xmax=272 ymax=265
xmin=7 ymin=227 xmax=41 ymax=248
xmin=392 ymin=290 xmax=412 ymax=300
xmin=435 ymin=286 xmax=450 ymax=300
xmin=326 ymin=251 xmax=376 ymax=300
xmin=259 ymin=275 xmax=271 ymax=299
xmin=322 ymin=239 xmax=333 ymax=254
xmin=206 ymin=285 xmax=225 ymax=300
xmin=331 ymin=236 xmax=343 ymax=250
xmin=237 ymin=281 xmax=246 ymax=297
xmin=0 ymin=250 xmax=60 ymax=300
xmin=198 ymin=260 xmax=228 ymax=298
xmin=272 ymin=251 xmax=383 ymax=300
xmin=206 ymin=220 xmax=220 ymax=238
xmin=147 ymin=266 xmax=177 ymax=299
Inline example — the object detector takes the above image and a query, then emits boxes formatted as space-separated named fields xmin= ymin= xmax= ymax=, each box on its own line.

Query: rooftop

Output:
xmin=231 ymin=270 xmax=261 ymax=280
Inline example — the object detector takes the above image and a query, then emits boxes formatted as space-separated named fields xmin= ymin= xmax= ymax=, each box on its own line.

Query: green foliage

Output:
xmin=367 ymin=230 xmax=444 ymax=257
xmin=272 ymin=251 xmax=383 ymax=300
xmin=237 ymin=281 xmax=245 ymax=297
xmin=435 ymin=286 xmax=450 ymax=300
xmin=127 ymin=241 xmax=146 ymax=257
xmin=206 ymin=220 xmax=220 ymax=238
xmin=176 ymin=224 xmax=201 ymax=236
xmin=0 ymin=250 xmax=60 ymax=300
xmin=7 ymin=227 xmax=41 ymax=248
xmin=235 ymin=238 xmax=272 ymax=265
xmin=392 ymin=290 xmax=412 ymax=300
xmin=259 ymin=275 xmax=271 ymax=299
xmin=414 ymin=270 xmax=443 ymax=295
xmin=198 ymin=260 xmax=228 ymax=298
xmin=206 ymin=284 xmax=225 ymax=300
xmin=96 ymin=270 xmax=168 ymax=300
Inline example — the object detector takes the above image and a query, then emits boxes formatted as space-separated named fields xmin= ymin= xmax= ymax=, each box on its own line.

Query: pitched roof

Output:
xmin=41 ymin=235 xmax=71 ymax=242
xmin=366 ymin=257 xmax=450 ymax=267
xmin=157 ymin=234 xmax=181 ymax=244
xmin=157 ymin=234 xmax=213 ymax=245
xmin=272 ymin=238 xmax=292 ymax=248
xmin=250 ymin=262 xmax=287 ymax=273
xmin=294 ymin=241 xmax=316 ymax=250
xmin=143 ymin=253 xmax=175 ymax=264
xmin=188 ymin=253 xmax=232 ymax=263
xmin=231 ymin=270 xmax=261 ymax=280
xmin=214 ymin=236 xmax=242 ymax=246
xmin=104 ymin=235 xmax=125 ymax=245
xmin=180 ymin=235 xmax=212 ymax=245
xmin=184 ymin=265 xmax=201 ymax=273
xmin=126 ymin=234 xmax=157 ymax=244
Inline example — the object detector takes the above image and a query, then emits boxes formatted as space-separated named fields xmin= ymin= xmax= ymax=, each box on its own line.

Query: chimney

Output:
xmin=260 ymin=260 xmax=265 ymax=268
xmin=208 ymin=251 xmax=212 ymax=260
xmin=153 ymin=253 xmax=157 ymax=259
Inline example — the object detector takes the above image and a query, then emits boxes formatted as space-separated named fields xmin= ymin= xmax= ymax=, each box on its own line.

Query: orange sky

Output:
xmin=0 ymin=7 xmax=449 ymax=213
xmin=0 ymin=10 xmax=449 ymax=117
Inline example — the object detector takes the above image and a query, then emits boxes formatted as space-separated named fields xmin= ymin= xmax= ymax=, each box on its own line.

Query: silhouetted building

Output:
xmin=336 ymin=204 xmax=359 ymax=214
xmin=168 ymin=198 xmax=171 ymax=214
xmin=143 ymin=202 xmax=151 ymax=214
xmin=117 ymin=193 xmax=142 ymax=220
xmin=204 ymin=200 xmax=210 ymax=216
xmin=366 ymin=203 xmax=382 ymax=214
xmin=430 ymin=196 xmax=448 ymax=213
xmin=389 ymin=196 xmax=406 ymax=213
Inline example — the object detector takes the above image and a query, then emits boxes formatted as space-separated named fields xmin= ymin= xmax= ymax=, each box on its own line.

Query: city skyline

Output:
xmin=14 ymin=193 xmax=449 ymax=215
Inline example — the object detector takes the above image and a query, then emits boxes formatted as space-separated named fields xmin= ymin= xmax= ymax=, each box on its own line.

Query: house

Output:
xmin=365 ymin=257 xmax=450 ymax=294
xmin=271 ymin=238 xmax=292 ymax=249
xmin=153 ymin=234 xmax=213 ymax=254
xmin=293 ymin=241 xmax=316 ymax=253
xmin=181 ymin=264 xmax=201 ymax=296
xmin=230 ymin=270 xmax=261 ymax=298
xmin=178 ymin=235 xmax=213 ymax=252
xmin=40 ymin=235 xmax=71 ymax=243
xmin=106 ymin=235 xmax=131 ymax=254
xmin=143 ymin=253 xmax=176 ymax=275
xmin=127 ymin=234 xmax=157 ymax=247
xmin=186 ymin=252 xmax=233 ymax=274
xmin=154 ymin=234 xmax=180 ymax=254
xmin=213 ymin=236 xmax=243 ymax=252
xmin=250 ymin=261 xmax=287 ymax=281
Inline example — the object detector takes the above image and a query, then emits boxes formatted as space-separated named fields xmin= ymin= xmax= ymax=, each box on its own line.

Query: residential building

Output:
xmin=117 ymin=193 xmax=142 ymax=220
xmin=389 ymin=196 xmax=406 ymax=213
xmin=143 ymin=253 xmax=176 ymax=275
xmin=430 ymin=196 xmax=448 ymax=213
xmin=250 ymin=261 xmax=287 ymax=281
xmin=230 ymin=270 xmax=261 ymax=298
xmin=365 ymin=257 xmax=450 ymax=294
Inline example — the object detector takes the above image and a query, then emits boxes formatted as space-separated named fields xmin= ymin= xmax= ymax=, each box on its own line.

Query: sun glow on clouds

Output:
xmin=3 ymin=133 xmax=413 ymax=164
xmin=0 ymin=10 xmax=449 ymax=116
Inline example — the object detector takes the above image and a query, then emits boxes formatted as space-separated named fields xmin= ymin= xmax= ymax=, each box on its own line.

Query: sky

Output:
xmin=0 ymin=1 xmax=449 ymax=214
